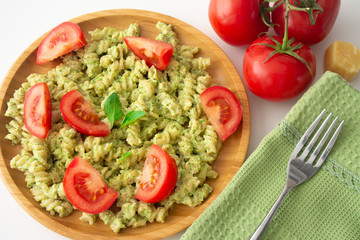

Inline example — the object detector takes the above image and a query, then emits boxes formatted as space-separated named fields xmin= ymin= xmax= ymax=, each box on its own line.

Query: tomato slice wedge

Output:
xmin=23 ymin=82 xmax=52 ymax=138
xmin=200 ymin=86 xmax=242 ymax=141
xmin=63 ymin=156 xmax=118 ymax=214
xmin=135 ymin=144 xmax=178 ymax=203
xmin=123 ymin=37 xmax=173 ymax=71
xmin=36 ymin=22 xmax=87 ymax=65
xmin=60 ymin=90 xmax=110 ymax=136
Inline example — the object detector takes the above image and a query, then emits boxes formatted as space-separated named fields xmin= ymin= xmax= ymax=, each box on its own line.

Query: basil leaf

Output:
xmin=104 ymin=92 xmax=123 ymax=128
xmin=118 ymin=152 xmax=132 ymax=162
xmin=121 ymin=111 xmax=146 ymax=128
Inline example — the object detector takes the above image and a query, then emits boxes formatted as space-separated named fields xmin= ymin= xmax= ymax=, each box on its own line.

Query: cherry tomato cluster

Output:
xmin=209 ymin=0 xmax=340 ymax=101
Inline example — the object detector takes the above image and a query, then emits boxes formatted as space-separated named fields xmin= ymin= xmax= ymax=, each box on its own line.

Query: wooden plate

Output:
xmin=0 ymin=9 xmax=250 ymax=240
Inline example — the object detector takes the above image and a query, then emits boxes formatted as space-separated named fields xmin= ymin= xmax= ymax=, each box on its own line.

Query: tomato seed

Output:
xmin=209 ymin=98 xmax=230 ymax=123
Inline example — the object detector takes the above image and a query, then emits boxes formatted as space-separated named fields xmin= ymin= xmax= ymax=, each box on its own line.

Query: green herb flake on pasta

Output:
xmin=118 ymin=152 xmax=132 ymax=162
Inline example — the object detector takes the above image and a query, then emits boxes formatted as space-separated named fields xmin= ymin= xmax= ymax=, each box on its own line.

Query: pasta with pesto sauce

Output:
xmin=5 ymin=22 xmax=221 ymax=232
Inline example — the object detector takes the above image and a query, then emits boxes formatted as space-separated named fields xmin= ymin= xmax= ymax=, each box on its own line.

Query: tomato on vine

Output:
xmin=272 ymin=0 xmax=340 ymax=45
xmin=208 ymin=0 xmax=269 ymax=46
xmin=243 ymin=36 xmax=316 ymax=101
xmin=243 ymin=0 xmax=319 ymax=101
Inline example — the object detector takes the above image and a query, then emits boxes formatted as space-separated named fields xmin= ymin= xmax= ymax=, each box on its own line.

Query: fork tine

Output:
xmin=307 ymin=116 xmax=338 ymax=164
xmin=291 ymin=109 xmax=326 ymax=158
xmin=298 ymin=112 xmax=332 ymax=161
xmin=314 ymin=120 xmax=344 ymax=168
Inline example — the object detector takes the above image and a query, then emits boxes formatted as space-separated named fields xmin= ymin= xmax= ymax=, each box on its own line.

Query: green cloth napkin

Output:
xmin=181 ymin=71 xmax=360 ymax=240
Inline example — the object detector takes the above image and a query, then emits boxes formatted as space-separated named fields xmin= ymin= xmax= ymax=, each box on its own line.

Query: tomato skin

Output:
xmin=60 ymin=90 xmax=110 ymax=136
xmin=200 ymin=86 xmax=242 ymax=141
xmin=208 ymin=0 xmax=269 ymax=46
xmin=63 ymin=156 xmax=118 ymax=214
xmin=36 ymin=22 xmax=87 ymax=65
xmin=123 ymin=37 xmax=173 ymax=71
xmin=272 ymin=0 xmax=340 ymax=45
xmin=243 ymin=36 xmax=316 ymax=101
xmin=23 ymin=83 xmax=52 ymax=138
xmin=135 ymin=144 xmax=178 ymax=203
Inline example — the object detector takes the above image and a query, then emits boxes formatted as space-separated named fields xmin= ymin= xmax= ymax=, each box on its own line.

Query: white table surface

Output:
xmin=1 ymin=0 xmax=359 ymax=239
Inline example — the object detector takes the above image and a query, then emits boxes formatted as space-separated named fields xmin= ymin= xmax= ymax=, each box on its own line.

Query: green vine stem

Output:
xmin=260 ymin=0 xmax=284 ymax=28
xmin=261 ymin=0 xmax=323 ymax=27
xmin=289 ymin=0 xmax=323 ymax=25
xmin=281 ymin=0 xmax=291 ymax=50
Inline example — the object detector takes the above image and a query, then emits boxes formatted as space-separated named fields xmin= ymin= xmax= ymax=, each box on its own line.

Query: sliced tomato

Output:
xmin=123 ymin=37 xmax=173 ymax=71
xmin=60 ymin=90 xmax=110 ymax=136
xmin=23 ymin=82 xmax=52 ymax=138
xmin=135 ymin=144 xmax=178 ymax=203
xmin=200 ymin=86 xmax=242 ymax=141
xmin=36 ymin=22 xmax=87 ymax=65
xmin=63 ymin=156 xmax=118 ymax=214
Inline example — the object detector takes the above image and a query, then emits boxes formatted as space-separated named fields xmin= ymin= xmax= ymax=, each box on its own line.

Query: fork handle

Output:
xmin=250 ymin=185 xmax=292 ymax=240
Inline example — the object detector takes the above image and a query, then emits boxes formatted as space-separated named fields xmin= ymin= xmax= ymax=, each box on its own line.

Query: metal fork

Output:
xmin=250 ymin=109 xmax=344 ymax=240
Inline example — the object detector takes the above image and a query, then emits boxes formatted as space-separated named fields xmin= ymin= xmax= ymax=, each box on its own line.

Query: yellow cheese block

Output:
xmin=324 ymin=41 xmax=360 ymax=82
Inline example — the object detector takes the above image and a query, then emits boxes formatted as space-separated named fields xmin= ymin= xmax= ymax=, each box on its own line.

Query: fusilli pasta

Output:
xmin=5 ymin=21 xmax=221 ymax=233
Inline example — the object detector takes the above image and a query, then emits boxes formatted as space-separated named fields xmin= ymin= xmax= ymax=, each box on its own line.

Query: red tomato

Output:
xmin=60 ymin=90 xmax=110 ymax=136
xmin=23 ymin=83 xmax=52 ymax=138
xmin=272 ymin=0 xmax=340 ymax=45
xmin=208 ymin=0 xmax=269 ymax=46
xmin=200 ymin=86 xmax=242 ymax=141
xmin=243 ymin=36 xmax=316 ymax=101
xmin=63 ymin=156 xmax=118 ymax=214
xmin=123 ymin=37 xmax=173 ymax=71
xmin=135 ymin=144 xmax=178 ymax=203
xmin=36 ymin=22 xmax=87 ymax=65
